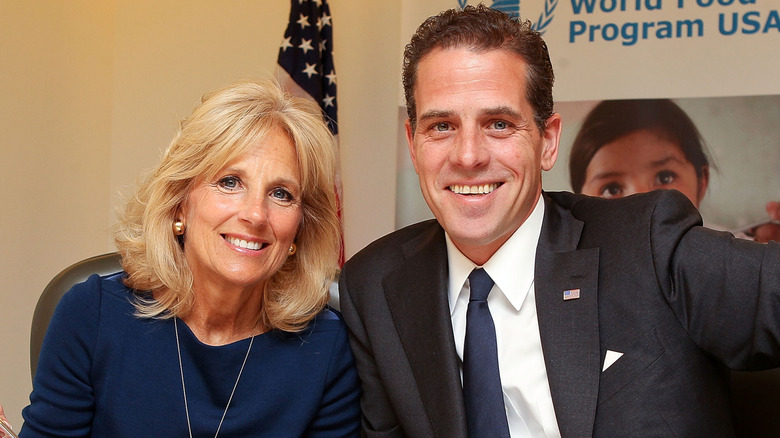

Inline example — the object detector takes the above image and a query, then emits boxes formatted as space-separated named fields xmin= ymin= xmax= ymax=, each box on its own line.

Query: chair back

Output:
xmin=30 ymin=252 xmax=122 ymax=380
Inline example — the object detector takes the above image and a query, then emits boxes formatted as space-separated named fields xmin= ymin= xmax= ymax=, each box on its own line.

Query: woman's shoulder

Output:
xmin=310 ymin=306 xmax=347 ymax=331
xmin=315 ymin=305 xmax=343 ymax=321
xmin=57 ymin=272 xmax=136 ymax=315
xmin=268 ymin=307 xmax=354 ymax=368
xmin=282 ymin=306 xmax=347 ymax=342
xmin=41 ymin=273 xmax=138 ymax=359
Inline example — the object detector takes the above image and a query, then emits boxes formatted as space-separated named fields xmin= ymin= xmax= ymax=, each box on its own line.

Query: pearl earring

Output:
xmin=173 ymin=220 xmax=185 ymax=236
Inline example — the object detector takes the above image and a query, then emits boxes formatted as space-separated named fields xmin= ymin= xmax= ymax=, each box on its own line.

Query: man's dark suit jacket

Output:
xmin=339 ymin=190 xmax=780 ymax=437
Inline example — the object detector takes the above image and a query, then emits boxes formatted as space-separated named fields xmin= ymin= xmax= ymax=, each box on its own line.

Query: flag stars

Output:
xmin=325 ymin=70 xmax=337 ymax=86
xmin=323 ymin=94 xmax=335 ymax=108
xmin=297 ymin=13 xmax=310 ymax=29
xmin=320 ymin=13 xmax=332 ymax=28
xmin=279 ymin=0 xmax=337 ymax=134
xmin=299 ymin=38 xmax=314 ymax=54
xmin=302 ymin=63 xmax=319 ymax=78
xmin=316 ymin=14 xmax=332 ymax=31
xmin=280 ymin=36 xmax=293 ymax=52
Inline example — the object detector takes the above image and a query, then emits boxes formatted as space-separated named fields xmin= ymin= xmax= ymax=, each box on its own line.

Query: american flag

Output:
xmin=277 ymin=0 xmax=344 ymax=265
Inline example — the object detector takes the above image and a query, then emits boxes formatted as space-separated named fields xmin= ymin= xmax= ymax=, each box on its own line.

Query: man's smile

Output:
xmin=448 ymin=183 xmax=502 ymax=195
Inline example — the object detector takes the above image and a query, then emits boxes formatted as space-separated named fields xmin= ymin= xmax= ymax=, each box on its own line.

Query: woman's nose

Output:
xmin=237 ymin=195 xmax=268 ymax=226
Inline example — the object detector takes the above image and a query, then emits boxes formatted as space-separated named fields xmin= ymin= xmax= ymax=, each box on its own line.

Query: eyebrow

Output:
xmin=275 ymin=176 xmax=302 ymax=190
xmin=649 ymin=155 xmax=688 ymax=168
xmin=587 ymin=170 xmax=624 ymax=182
xmin=214 ymin=167 xmax=301 ymax=187
xmin=587 ymin=154 xmax=689 ymax=182
xmin=417 ymin=109 xmax=455 ymax=124
xmin=417 ymin=106 xmax=523 ymax=123
xmin=481 ymin=106 xmax=522 ymax=119
xmin=221 ymin=166 xmax=242 ymax=174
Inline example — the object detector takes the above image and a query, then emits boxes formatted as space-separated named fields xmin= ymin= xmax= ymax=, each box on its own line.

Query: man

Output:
xmin=339 ymin=5 xmax=780 ymax=437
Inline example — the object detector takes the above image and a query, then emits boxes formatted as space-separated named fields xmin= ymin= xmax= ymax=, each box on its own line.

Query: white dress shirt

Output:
xmin=446 ymin=197 xmax=561 ymax=438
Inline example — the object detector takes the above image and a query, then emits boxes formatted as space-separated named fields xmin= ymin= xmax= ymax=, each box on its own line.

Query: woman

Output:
xmin=6 ymin=79 xmax=360 ymax=437
xmin=569 ymin=98 xmax=779 ymax=242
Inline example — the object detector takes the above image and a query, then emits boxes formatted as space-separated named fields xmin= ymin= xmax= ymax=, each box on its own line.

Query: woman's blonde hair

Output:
xmin=114 ymin=79 xmax=341 ymax=332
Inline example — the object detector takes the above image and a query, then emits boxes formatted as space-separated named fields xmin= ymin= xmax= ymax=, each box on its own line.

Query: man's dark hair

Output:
xmin=402 ymin=4 xmax=555 ymax=133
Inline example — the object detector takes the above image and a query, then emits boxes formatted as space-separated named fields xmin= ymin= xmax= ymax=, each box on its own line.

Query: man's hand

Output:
xmin=752 ymin=201 xmax=780 ymax=243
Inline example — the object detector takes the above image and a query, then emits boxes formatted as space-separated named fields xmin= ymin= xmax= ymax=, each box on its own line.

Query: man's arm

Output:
xmin=651 ymin=191 xmax=780 ymax=369
xmin=339 ymin=267 xmax=407 ymax=437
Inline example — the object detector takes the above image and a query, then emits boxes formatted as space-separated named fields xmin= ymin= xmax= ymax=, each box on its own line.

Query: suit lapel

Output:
xmin=536 ymin=193 xmax=601 ymax=437
xmin=383 ymin=223 xmax=468 ymax=438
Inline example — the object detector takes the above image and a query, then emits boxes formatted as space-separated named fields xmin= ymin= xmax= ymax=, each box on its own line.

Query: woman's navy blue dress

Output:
xmin=21 ymin=273 xmax=361 ymax=437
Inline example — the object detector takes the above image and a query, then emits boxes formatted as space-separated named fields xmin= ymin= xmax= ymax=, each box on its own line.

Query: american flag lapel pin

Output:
xmin=563 ymin=288 xmax=581 ymax=301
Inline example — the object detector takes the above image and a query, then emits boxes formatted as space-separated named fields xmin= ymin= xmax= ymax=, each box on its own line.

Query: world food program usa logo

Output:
xmin=457 ymin=0 xmax=558 ymax=34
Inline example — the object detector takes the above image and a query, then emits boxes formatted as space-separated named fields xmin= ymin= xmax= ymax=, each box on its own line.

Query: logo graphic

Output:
xmin=531 ymin=0 xmax=558 ymax=35
xmin=456 ymin=0 xmax=558 ymax=35
xmin=490 ymin=0 xmax=519 ymax=17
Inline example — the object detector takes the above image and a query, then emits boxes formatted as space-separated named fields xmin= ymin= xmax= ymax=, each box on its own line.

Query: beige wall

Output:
xmin=0 ymin=0 xmax=400 ymax=428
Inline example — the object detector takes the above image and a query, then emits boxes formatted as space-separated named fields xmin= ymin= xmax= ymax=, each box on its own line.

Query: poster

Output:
xmin=396 ymin=0 xmax=779 ymax=232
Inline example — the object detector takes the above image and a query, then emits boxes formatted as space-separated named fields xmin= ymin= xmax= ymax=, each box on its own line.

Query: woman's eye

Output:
xmin=600 ymin=183 xmax=622 ymax=198
xmin=271 ymin=187 xmax=293 ymax=201
xmin=656 ymin=170 xmax=676 ymax=185
xmin=218 ymin=176 xmax=241 ymax=190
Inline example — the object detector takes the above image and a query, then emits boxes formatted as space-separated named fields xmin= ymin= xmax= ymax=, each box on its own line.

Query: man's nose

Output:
xmin=451 ymin=127 xmax=488 ymax=168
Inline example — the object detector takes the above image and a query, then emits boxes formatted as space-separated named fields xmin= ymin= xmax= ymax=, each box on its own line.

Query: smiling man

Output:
xmin=338 ymin=5 xmax=780 ymax=438
xmin=407 ymin=45 xmax=559 ymax=266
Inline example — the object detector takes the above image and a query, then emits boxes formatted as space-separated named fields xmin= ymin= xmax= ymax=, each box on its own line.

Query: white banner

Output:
xmin=396 ymin=0 xmax=779 ymax=234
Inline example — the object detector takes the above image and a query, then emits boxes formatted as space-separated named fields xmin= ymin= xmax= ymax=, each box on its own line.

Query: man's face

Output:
xmin=406 ymin=47 xmax=561 ymax=265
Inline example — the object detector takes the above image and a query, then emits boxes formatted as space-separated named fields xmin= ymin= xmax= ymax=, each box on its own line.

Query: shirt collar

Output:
xmin=446 ymin=196 xmax=545 ymax=314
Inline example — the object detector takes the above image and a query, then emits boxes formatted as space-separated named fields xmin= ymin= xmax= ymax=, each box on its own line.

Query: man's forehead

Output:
xmin=414 ymin=47 xmax=528 ymax=89
xmin=413 ymin=47 xmax=530 ymax=115
xmin=418 ymin=45 xmax=527 ymax=69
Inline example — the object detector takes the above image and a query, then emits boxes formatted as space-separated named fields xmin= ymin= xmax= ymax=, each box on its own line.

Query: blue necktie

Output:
xmin=464 ymin=268 xmax=511 ymax=438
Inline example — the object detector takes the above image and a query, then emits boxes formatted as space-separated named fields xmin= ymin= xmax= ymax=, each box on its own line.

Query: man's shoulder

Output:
xmin=546 ymin=189 xmax=697 ymax=222
xmin=544 ymin=190 xmax=702 ymax=252
xmin=344 ymin=219 xmax=443 ymax=269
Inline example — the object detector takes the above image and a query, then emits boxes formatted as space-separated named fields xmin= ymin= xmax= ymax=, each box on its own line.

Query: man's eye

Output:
xmin=218 ymin=176 xmax=241 ymax=190
xmin=492 ymin=120 xmax=508 ymax=129
xmin=656 ymin=171 xmax=676 ymax=185
xmin=600 ymin=183 xmax=622 ymax=198
xmin=434 ymin=122 xmax=449 ymax=132
xmin=271 ymin=188 xmax=293 ymax=201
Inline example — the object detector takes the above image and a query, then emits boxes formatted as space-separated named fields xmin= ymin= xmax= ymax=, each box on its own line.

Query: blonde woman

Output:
xmin=14 ymin=79 xmax=360 ymax=437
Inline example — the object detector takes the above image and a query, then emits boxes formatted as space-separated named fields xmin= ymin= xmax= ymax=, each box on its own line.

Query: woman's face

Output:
xmin=179 ymin=128 xmax=303 ymax=294
xmin=580 ymin=129 xmax=708 ymax=207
